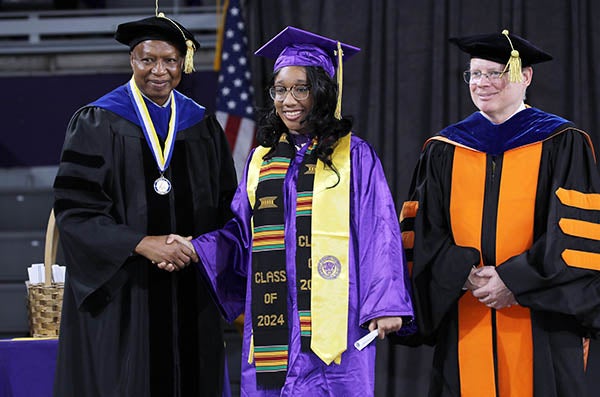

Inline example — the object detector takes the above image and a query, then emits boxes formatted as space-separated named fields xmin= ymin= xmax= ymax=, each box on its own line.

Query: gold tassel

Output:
xmin=334 ymin=41 xmax=343 ymax=120
xmin=501 ymin=29 xmax=522 ymax=83
xmin=184 ymin=39 xmax=196 ymax=74
xmin=157 ymin=11 xmax=196 ymax=74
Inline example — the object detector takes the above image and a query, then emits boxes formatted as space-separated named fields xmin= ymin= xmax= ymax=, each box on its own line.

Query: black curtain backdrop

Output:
xmin=0 ymin=72 xmax=218 ymax=167
xmin=245 ymin=1 xmax=600 ymax=395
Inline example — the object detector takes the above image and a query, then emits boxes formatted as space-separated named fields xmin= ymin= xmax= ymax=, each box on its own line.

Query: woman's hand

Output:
xmin=368 ymin=316 xmax=403 ymax=340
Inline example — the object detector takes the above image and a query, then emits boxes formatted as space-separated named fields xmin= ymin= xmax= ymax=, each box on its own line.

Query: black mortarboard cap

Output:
xmin=115 ymin=13 xmax=200 ymax=73
xmin=449 ymin=29 xmax=553 ymax=82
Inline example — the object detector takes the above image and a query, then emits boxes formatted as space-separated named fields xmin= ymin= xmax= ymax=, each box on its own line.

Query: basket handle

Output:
xmin=44 ymin=209 xmax=59 ymax=286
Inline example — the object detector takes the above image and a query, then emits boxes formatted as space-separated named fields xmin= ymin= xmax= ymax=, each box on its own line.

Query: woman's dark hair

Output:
xmin=256 ymin=66 xmax=353 ymax=170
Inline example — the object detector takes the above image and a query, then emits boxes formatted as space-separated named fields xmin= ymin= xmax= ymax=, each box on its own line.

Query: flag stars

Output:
xmin=216 ymin=1 xmax=255 ymax=120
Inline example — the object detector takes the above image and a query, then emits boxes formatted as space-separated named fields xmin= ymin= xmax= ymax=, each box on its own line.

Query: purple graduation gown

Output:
xmin=192 ymin=135 xmax=414 ymax=396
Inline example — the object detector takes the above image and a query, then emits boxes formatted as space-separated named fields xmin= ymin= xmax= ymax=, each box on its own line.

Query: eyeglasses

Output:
xmin=269 ymin=85 xmax=311 ymax=101
xmin=463 ymin=70 xmax=507 ymax=84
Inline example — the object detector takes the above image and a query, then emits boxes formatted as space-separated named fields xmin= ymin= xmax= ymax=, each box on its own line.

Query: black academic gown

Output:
xmin=400 ymin=108 xmax=600 ymax=397
xmin=52 ymin=86 xmax=237 ymax=397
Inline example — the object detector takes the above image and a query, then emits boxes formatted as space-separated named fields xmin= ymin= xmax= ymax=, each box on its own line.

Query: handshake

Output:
xmin=134 ymin=234 xmax=199 ymax=272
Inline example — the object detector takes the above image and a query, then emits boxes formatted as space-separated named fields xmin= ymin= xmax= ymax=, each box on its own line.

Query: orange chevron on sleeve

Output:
xmin=561 ymin=249 xmax=600 ymax=271
xmin=402 ymin=230 xmax=415 ymax=249
xmin=559 ymin=218 xmax=600 ymax=241
xmin=556 ymin=188 xmax=600 ymax=211
xmin=400 ymin=201 xmax=419 ymax=222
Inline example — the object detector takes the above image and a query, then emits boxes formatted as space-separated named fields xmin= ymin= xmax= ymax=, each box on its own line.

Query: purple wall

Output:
xmin=1 ymin=71 xmax=218 ymax=167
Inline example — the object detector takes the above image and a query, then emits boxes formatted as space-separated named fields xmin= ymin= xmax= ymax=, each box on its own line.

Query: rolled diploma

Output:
xmin=354 ymin=329 xmax=379 ymax=351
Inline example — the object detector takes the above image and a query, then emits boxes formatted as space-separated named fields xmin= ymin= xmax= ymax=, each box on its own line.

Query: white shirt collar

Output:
xmin=480 ymin=102 xmax=526 ymax=124
xmin=141 ymin=91 xmax=172 ymax=108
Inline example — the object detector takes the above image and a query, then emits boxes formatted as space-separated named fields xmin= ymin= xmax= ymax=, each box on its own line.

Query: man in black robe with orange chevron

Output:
xmin=399 ymin=30 xmax=600 ymax=397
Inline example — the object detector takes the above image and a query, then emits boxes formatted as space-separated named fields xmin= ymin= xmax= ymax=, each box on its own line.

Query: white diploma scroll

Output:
xmin=354 ymin=329 xmax=379 ymax=351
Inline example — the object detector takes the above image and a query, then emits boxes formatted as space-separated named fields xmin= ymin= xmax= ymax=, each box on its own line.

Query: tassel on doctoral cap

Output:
xmin=501 ymin=30 xmax=522 ymax=83
xmin=115 ymin=9 xmax=200 ymax=74
xmin=157 ymin=12 xmax=196 ymax=74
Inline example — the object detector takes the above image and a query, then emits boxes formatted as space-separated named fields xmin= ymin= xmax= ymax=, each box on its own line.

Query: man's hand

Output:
xmin=471 ymin=266 xmax=517 ymax=310
xmin=165 ymin=234 xmax=198 ymax=262
xmin=134 ymin=235 xmax=196 ymax=272
xmin=368 ymin=316 xmax=403 ymax=340
xmin=463 ymin=265 xmax=488 ymax=291
xmin=153 ymin=234 xmax=199 ymax=272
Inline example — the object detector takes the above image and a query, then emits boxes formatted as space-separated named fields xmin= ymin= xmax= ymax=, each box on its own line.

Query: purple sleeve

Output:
xmin=192 ymin=162 xmax=253 ymax=323
xmin=351 ymin=138 xmax=415 ymax=332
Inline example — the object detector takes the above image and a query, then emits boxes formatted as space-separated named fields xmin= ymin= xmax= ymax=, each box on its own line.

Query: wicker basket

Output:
xmin=26 ymin=209 xmax=64 ymax=337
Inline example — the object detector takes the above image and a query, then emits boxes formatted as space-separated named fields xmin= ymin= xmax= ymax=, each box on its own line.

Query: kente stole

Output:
xmin=247 ymin=132 xmax=351 ymax=389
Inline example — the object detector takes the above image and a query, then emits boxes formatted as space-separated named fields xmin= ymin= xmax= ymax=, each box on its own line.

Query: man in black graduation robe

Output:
xmin=52 ymin=14 xmax=237 ymax=397
xmin=398 ymin=30 xmax=600 ymax=397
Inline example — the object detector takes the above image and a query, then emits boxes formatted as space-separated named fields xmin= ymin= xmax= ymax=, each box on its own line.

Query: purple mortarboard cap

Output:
xmin=254 ymin=26 xmax=360 ymax=77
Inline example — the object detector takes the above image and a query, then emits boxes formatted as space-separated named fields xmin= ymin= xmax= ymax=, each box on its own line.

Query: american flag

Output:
xmin=215 ymin=0 xmax=256 ymax=179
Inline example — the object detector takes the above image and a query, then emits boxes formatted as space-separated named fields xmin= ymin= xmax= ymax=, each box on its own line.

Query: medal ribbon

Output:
xmin=128 ymin=78 xmax=177 ymax=174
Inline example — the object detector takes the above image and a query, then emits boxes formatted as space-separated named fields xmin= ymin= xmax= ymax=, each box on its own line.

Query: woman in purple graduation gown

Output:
xmin=171 ymin=26 xmax=415 ymax=396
